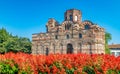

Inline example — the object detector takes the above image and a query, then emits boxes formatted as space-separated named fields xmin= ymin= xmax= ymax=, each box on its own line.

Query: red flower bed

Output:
xmin=0 ymin=52 xmax=120 ymax=74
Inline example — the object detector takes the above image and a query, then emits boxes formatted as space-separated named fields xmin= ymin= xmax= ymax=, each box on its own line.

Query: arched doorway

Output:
xmin=67 ymin=43 xmax=73 ymax=54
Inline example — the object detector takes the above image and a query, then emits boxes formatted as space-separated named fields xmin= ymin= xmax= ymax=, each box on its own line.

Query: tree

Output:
xmin=5 ymin=36 xmax=31 ymax=53
xmin=17 ymin=37 xmax=31 ymax=53
xmin=105 ymin=32 xmax=112 ymax=54
xmin=0 ymin=28 xmax=10 ymax=53
xmin=0 ymin=28 xmax=31 ymax=54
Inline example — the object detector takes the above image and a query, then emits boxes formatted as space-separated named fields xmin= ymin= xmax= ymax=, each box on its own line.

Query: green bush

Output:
xmin=0 ymin=60 xmax=18 ymax=74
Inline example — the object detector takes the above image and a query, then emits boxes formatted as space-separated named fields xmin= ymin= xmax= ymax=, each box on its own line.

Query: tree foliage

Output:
xmin=0 ymin=28 xmax=31 ymax=54
xmin=105 ymin=32 xmax=112 ymax=54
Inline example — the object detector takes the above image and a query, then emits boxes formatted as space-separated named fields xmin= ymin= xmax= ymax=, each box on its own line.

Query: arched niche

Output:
xmin=67 ymin=43 xmax=73 ymax=54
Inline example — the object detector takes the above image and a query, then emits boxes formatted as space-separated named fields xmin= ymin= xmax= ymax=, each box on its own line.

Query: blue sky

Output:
xmin=0 ymin=0 xmax=120 ymax=44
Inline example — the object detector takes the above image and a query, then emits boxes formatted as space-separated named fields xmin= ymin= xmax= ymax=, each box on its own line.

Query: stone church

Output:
xmin=32 ymin=9 xmax=105 ymax=55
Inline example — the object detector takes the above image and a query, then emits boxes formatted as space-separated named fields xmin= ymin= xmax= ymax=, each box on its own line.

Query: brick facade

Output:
xmin=32 ymin=9 xmax=105 ymax=55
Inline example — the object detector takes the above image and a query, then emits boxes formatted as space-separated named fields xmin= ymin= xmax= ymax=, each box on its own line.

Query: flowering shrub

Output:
xmin=0 ymin=52 xmax=120 ymax=74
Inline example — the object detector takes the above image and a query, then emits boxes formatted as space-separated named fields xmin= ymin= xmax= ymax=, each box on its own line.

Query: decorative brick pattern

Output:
xmin=32 ymin=9 xmax=105 ymax=54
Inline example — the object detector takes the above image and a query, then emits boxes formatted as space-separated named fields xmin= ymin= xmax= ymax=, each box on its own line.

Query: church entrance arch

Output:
xmin=67 ymin=43 xmax=73 ymax=54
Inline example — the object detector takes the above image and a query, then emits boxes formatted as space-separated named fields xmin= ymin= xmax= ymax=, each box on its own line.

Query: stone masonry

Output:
xmin=32 ymin=9 xmax=105 ymax=55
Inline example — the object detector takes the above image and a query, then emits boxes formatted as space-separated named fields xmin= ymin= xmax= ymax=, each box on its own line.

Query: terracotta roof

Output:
xmin=109 ymin=44 xmax=120 ymax=48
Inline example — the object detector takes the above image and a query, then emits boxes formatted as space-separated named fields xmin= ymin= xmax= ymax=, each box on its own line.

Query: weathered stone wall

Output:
xmin=32 ymin=9 xmax=105 ymax=55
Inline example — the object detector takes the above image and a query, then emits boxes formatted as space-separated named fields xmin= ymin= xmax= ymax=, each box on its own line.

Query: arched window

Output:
xmin=46 ymin=47 xmax=49 ymax=55
xmin=70 ymin=15 xmax=73 ymax=21
xmin=85 ymin=24 xmax=90 ymax=30
xmin=79 ymin=33 xmax=82 ymax=38
xmin=65 ymin=16 xmax=67 ymax=20
xmin=65 ymin=24 xmax=71 ymax=30
xmin=75 ymin=16 xmax=78 ymax=21
xmin=66 ymin=34 xmax=69 ymax=39
xmin=55 ymin=35 xmax=58 ymax=39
